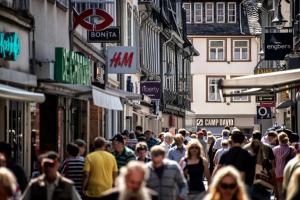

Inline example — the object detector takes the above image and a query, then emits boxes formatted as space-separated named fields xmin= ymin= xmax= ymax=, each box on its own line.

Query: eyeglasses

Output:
xmin=219 ymin=182 xmax=237 ymax=190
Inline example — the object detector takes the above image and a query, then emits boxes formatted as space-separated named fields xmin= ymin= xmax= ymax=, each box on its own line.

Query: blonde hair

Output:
xmin=0 ymin=167 xmax=17 ymax=198
xmin=287 ymin=167 xmax=300 ymax=200
xmin=206 ymin=166 xmax=249 ymax=200
xmin=185 ymin=139 xmax=204 ymax=160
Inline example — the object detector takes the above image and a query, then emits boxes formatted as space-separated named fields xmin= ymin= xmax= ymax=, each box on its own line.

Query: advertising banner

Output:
xmin=107 ymin=46 xmax=137 ymax=74
xmin=140 ymin=81 xmax=161 ymax=100
xmin=265 ymin=32 xmax=293 ymax=60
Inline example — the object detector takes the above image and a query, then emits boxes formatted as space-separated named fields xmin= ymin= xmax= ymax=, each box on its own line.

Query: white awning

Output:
xmin=219 ymin=69 xmax=300 ymax=97
xmin=0 ymin=83 xmax=45 ymax=103
xmin=92 ymin=86 xmax=123 ymax=111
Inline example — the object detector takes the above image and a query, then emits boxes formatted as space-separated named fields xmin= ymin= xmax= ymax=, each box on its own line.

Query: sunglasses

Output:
xmin=190 ymin=146 xmax=199 ymax=150
xmin=219 ymin=182 xmax=237 ymax=190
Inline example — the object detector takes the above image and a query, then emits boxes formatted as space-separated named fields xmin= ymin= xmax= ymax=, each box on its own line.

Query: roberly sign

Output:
xmin=107 ymin=46 xmax=137 ymax=74
xmin=140 ymin=82 xmax=161 ymax=100
xmin=73 ymin=8 xmax=113 ymax=31
xmin=0 ymin=32 xmax=20 ymax=61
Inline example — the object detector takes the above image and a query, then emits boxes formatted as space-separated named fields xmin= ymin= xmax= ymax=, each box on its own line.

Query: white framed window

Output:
xmin=207 ymin=76 xmax=225 ymax=102
xmin=208 ymin=39 xmax=226 ymax=61
xmin=205 ymin=2 xmax=214 ymax=23
xmin=228 ymin=2 xmax=236 ymax=23
xmin=194 ymin=3 xmax=203 ymax=23
xmin=231 ymin=89 xmax=250 ymax=102
xmin=232 ymin=40 xmax=250 ymax=61
xmin=216 ymin=2 xmax=225 ymax=23
xmin=183 ymin=3 xmax=192 ymax=23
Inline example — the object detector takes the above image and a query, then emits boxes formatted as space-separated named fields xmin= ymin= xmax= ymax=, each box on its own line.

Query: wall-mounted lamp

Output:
xmin=272 ymin=0 xmax=287 ymax=29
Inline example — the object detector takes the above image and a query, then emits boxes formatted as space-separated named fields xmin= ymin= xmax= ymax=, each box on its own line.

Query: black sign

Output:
xmin=265 ymin=32 xmax=293 ymax=60
xmin=87 ymin=27 xmax=120 ymax=43
xmin=140 ymin=82 xmax=161 ymax=100
xmin=256 ymin=95 xmax=275 ymax=102
xmin=196 ymin=118 xmax=234 ymax=127
xmin=257 ymin=106 xmax=272 ymax=119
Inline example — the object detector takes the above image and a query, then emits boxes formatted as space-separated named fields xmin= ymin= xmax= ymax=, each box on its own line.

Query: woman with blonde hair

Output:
xmin=0 ymin=167 xmax=19 ymax=200
xmin=204 ymin=166 xmax=249 ymax=200
xmin=179 ymin=139 xmax=211 ymax=199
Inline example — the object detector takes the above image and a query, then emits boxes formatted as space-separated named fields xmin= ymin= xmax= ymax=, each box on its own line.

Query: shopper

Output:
xmin=75 ymin=139 xmax=87 ymax=161
xmin=111 ymin=134 xmax=136 ymax=169
xmin=160 ymin=132 xmax=173 ymax=153
xmin=83 ymin=137 xmax=118 ymax=199
xmin=180 ymin=139 xmax=211 ymax=199
xmin=99 ymin=161 xmax=158 ymax=200
xmin=286 ymin=167 xmax=300 ymax=200
xmin=213 ymin=140 xmax=229 ymax=165
xmin=204 ymin=166 xmax=249 ymax=200
xmin=0 ymin=167 xmax=20 ymax=200
xmin=168 ymin=134 xmax=186 ymax=163
xmin=144 ymin=130 xmax=159 ymax=150
xmin=22 ymin=151 xmax=81 ymax=200
xmin=146 ymin=146 xmax=188 ymax=200
xmin=135 ymin=142 xmax=151 ymax=163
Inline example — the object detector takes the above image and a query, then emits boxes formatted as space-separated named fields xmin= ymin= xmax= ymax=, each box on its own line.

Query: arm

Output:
xmin=82 ymin=171 xmax=90 ymax=194
xmin=112 ymin=171 xmax=118 ymax=186
xmin=175 ymin=163 xmax=188 ymax=200
xmin=203 ymin=158 xmax=211 ymax=185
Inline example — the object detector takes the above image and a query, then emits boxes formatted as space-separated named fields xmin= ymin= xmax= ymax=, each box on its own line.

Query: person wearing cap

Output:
xmin=22 ymin=151 xmax=81 ymax=200
xmin=197 ymin=129 xmax=208 ymax=158
xmin=82 ymin=137 xmax=118 ymax=199
xmin=111 ymin=134 xmax=136 ymax=169
xmin=244 ymin=131 xmax=277 ymax=200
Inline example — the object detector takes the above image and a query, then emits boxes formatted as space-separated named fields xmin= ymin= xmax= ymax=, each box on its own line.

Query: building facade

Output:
xmin=184 ymin=0 xmax=260 ymax=135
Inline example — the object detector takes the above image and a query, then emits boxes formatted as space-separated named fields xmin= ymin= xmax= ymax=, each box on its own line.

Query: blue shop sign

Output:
xmin=0 ymin=32 xmax=20 ymax=61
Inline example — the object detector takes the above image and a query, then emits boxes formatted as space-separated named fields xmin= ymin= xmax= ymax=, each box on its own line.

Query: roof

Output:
xmin=243 ymin=0 xmax=262 ymax=35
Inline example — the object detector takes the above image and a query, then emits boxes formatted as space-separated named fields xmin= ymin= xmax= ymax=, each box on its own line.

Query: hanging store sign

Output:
xmin=257 ymin=106 xmax=271 ymax=119
xmin=196 ymin=118 xmax=234 ymax=127
xmin=87 ymin=27 xmax=120 ymax=43
xmin=256 ymin=95 xmax=275 ymax=102
xmin=55 ymin=48 xmax=91 ymax=85
xmin=264 ymin=33 xmax=293 ymax=60
xmin=0 ymin=32 xmax=20 ymax=61
xmin=140 ymin=81 xmax=161 ymax=100
xmin=73 ymin=8 xmax=113 ymax=31
xmin=107 ymin=46 xmax=137 ymax=74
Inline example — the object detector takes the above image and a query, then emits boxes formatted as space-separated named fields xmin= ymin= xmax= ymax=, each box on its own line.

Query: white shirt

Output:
xmin=213 ymin=137 xmax=228 ymax=150
xmin=214 ymin=148 xmax=229 ymax=165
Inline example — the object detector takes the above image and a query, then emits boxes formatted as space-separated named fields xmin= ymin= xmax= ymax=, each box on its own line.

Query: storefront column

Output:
xmin=86 ymin=101 xmax=90 ymax=153
xmin=24 ymin=103 xmax=31 ymax=175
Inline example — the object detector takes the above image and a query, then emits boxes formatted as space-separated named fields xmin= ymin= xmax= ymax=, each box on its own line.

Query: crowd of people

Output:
xmin=0 ymin=125 xmax=300 ymax=200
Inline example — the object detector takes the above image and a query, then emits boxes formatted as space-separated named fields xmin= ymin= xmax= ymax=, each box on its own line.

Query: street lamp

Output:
xmin=272 ymin=0 xmax=287 ymax=29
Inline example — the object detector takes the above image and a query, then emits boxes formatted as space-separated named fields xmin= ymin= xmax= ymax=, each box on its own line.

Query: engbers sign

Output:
xmin=265 ymin=33 xmax=293 ymax=60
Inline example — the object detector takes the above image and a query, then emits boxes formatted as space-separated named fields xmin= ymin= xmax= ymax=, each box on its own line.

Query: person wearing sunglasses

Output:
xmin=204 ymin=166 xmax=249 ymax=200
xmin=179 ymin=139 xmax=211 ymax=200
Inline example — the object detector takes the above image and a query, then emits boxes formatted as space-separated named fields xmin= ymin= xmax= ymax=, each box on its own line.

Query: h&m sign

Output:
xmin=55 ymin=48 xmax=91 ymax=86
xmin=265 ymin=32 xmax=293 ymax=60
xmin=107 ymin=46 xmax=137 ymax=74
xmin=196 ymin=118 xmax=234 ymax=127
xmin=0 ymin=32 xmax=20 ymax=61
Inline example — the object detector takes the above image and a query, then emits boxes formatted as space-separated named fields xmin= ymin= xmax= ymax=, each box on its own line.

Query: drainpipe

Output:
xmin=240 ymin=0 xmax=247 ymax=35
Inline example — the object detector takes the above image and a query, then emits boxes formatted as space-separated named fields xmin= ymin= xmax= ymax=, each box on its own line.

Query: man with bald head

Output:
xmin=167 ymin=134 xmax=186 ymax=163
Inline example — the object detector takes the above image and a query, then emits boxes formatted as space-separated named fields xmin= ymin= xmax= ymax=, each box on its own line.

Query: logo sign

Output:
xmin=265 ymin=33 xmax=293 ymax=60
xmin=196 ymin=118 xmax=234 ymax=127
xmin=257 ymin=106 xmax=271 ymax=119
xmin=73 ymin=8 xmax=113 ymax=31
xmin=87 ymin=27 xmax=120 ymax=43
xmin=0 ymin=32 xmax=20 ymax=61
xmin=256 ymin=95 xmax=275 ymax=102
xmin=254 ymin=68 xmax=278 ymax=74
xmin=260 ymin=102 xmax=276 ymax=108
xmin=107 ymin=46 xmax=137 ymax=74
xmin=140 ymin=82 xmax=161 ymax=100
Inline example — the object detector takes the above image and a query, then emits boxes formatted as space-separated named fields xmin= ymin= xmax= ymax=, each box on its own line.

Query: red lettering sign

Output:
xmin=110 ymin=52 xmax=134 ymax=68
xmin=73 ymin=8 xmax=113 ymax=31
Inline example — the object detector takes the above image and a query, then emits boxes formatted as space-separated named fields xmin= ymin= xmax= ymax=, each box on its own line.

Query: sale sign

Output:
xmin=107 ymin=46 xmax=137 ymax=74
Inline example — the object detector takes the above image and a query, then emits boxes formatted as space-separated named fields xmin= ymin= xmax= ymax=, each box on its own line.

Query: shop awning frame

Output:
xmin=92 ymin=86 xmax=123 ymax=111
xmin=219 ymin=69 xmax=300 ymax=98
xmin=0 ymin=83 xmax=45 ymax=103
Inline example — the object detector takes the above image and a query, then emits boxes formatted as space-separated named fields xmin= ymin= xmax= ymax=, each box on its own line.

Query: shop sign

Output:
xmin=55 ymin=48 xmax=91 ymax=86
xmin=107 ymin=46 xmax=137 ymax=74
xmin=87 ymin=27 xmax=120 ymax=43
xmin=140 ymin=81 xmax=161 ymax=100
xmin=265 ymin=33 xmax=293 ymax=60
xmin=256 ymin=95 xmax=275 ymax=102
xmin=73 ymin=8 xmax=113 ymax=31
xmin=196 ymin=118 xmax=234 ymax=127
xmin=257 ymin=106 xmax=271 ymax=119
xmin=0 ymin=32 xmax=20 ymax=61
xmin=254 ymin=68 xmax=277 ymax=74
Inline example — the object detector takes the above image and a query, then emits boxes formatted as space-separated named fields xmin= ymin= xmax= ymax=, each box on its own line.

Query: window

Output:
xmin=232 ymin=40 xmax=250 ymax=61
xmin=228 ymin=2 xmax=236 ymax=23
xmin=231 ymin=89 xmax=250 ymax=102
xmin=208 ymin=39 xmax=226 ymax=61
xmin=207 ymin=77 xmax=224 ymax=102
xmin=183 ymin=3 xmax=192 ymax=23
xmin=194 ymin=3 xmax=203 ymax=23
xmin=216 ymin=2 xmax=225 ymax=23
xmin=205 ymin=3 xmax=214 ymax=23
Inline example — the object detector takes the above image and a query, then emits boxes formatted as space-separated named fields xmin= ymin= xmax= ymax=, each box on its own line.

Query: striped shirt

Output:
xmin=273 ymin=144 xmax=296 ymax=177
xmin=113 ymin=146 xmax=136 ymax=169
xmin=60 ymin=157 xmax=85 ymax=194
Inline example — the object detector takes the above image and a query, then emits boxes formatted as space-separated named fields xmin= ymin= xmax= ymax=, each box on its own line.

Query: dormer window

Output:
xmin=216 ymin=2 xmax=225 ymax=23
xmin=205 ymin=3 xmax=214 ymax=23
xmin=183 ymin=3 xmax=192 ymax=23
xmin=194 ymin=3 xmax=203 ymax=23
xmin=228 ymin=2 xmax=237 ymax=23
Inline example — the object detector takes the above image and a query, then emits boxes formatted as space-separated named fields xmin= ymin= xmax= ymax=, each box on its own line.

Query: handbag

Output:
xmin=253 ymin=146 xmax=274 ymax=190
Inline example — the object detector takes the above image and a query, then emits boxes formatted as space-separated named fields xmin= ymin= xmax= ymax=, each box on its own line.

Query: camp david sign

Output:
xmin=196 ymin=118 xmax=234 ymax=127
